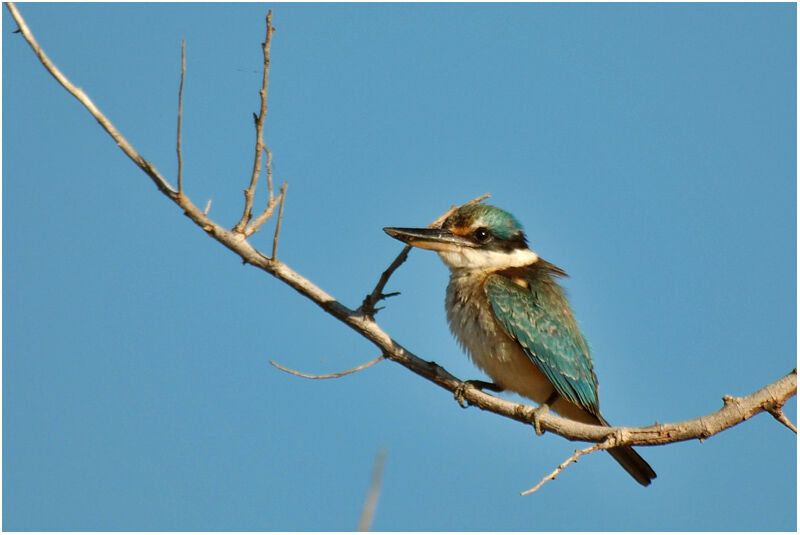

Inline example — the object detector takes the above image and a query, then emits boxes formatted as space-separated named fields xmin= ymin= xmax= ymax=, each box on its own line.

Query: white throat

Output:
xmin=437 ymin=247 xmax=539 ymax=271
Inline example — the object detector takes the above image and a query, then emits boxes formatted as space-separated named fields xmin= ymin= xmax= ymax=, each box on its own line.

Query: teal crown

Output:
xmin=445 ymin=203 xmax=527 ymax=243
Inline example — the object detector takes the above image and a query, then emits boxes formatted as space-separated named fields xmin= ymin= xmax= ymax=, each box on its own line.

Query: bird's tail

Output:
xmin=595 ymin=414 xmax=657 ymax=486
xmin=606 ymin=444 xmax=656 ymax=486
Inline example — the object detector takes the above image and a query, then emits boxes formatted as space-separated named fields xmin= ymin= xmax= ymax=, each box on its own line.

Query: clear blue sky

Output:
xmin=4 ymin=3 xmax=796 ymax=531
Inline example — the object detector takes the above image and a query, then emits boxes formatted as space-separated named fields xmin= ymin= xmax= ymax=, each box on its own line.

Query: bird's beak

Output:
xmin=383 ymin=227 xmax=473 ymax=252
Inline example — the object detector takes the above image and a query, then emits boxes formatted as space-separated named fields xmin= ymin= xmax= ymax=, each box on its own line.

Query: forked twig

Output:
xmin=269 ymin=355 xmax=385 ymax=379
xmin=359 ymin=193 xmax=491 ymax=317
xmin=246 ymin=149 xmax=282 ymax=237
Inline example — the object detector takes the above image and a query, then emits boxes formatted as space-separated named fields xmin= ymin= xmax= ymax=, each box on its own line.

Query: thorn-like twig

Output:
xmin=271 ymin=182 xmax=287 ymax=259
xmin=269 ymin=355 xmax=385 ymax=380
xmin=235 ymin=10 xmax=274 ymax=233
xmin=359 ymin=193 xmax=491 ymax=317
xmin=176 ymin=39 xmax=186 ymax=193
xmin=203 ymin=199 xmax=212 ymax=216
xmin=358 ymin=449 xmax=387 ymax=532
xmin=520 ymin=437 xmax=615 ymax=496
xmin=768 ymin=406 xmax=797 ymax=434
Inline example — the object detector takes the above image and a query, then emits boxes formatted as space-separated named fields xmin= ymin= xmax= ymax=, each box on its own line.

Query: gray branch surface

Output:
xmin=7 ymin=1 xmax=795 ymax=483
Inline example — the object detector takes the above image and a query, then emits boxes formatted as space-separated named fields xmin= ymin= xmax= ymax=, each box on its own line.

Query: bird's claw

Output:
xmin=531 ymin=404 xmax=549 ymax=435
xmin=454 ymin=380 xmax=502 ymax=408
xmin=454 ymin=383 xmax=470 ymax=408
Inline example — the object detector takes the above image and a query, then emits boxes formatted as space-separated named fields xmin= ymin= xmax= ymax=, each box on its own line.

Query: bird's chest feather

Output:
xmin=445 ymin=271 xmax=555 ymax=403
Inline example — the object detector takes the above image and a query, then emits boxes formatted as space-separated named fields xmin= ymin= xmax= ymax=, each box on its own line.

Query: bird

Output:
xmin=383 ymin=202 xmax=656 ymax=486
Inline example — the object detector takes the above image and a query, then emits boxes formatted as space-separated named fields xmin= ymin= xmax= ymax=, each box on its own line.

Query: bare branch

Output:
xmin=520 ymin=437 xmax=614 ymax=496
xmin=176 ymin=39 xmax=186 ymax=193
xmin=358 ymin=449 xmax=387 ymax=531
xmin=271 ymin=182 xmax=287 ymax=259
xmin=359 ymin=192 xmax=491 ymax=317
xmin=269 ymin=355 xmax=385 ymax=380
xmin=235 ymin=10 xmax=275 ymax=233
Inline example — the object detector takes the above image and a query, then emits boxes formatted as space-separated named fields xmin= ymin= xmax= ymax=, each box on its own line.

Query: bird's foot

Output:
xmin=531 ymin=405 xmax=549 ymax=435
xmin=531 ymin=391 xmax=560 ymax=435
xmin=454 ymin=380 xmax=502 ymax=408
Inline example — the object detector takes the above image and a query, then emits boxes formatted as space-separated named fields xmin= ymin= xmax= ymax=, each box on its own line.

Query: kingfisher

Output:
xmin=384 ymin=202 xmax=656 ymax=486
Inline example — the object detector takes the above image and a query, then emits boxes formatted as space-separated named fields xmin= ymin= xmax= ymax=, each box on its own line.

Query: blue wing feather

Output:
xmin=486 ymin=270 xmax=600 ymax=414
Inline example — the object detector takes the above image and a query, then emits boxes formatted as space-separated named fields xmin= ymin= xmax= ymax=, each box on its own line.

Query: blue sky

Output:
xmin=3 ymin=3 xmax=796 ymax=531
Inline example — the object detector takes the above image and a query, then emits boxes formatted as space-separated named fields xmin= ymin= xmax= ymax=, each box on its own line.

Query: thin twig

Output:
xmin=266 ymin=147 xmax=274 ymax=203
xmin=235 ymin=10 xmax=274 ymax=233
xmin=520 ymin=437 xmax=615 ymax=496
xmin=203 ymin=199 xmax=212 ymax=216
xmin=358 ymin=449 xmax=387 ymax=531
xmin=176 ymin=39 xmax=186 ymax=193
xmin=269 ymin=355 xmax=385 ymax=380
xmin=359 ymin=192 xmax=491 ymax=317
xmin=271 ymin=182 xmax=287 ymax=259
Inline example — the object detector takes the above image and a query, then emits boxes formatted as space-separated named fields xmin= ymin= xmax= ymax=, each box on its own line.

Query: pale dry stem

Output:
xmin=269 ymin=355 xmax=385 ymax=379
xmin=176 ymin=39 xmax=186 ymax=193
xmin=271 ymin=182 xmax=288 ymax=259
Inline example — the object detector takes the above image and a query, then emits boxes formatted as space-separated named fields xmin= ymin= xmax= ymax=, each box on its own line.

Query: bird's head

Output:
xmin=384 ymin=203 xmax=539 ymax=271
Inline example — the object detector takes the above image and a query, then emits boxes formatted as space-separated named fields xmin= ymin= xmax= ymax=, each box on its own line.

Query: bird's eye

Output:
xmin=474 ymin=227 xmax=491 ymax=243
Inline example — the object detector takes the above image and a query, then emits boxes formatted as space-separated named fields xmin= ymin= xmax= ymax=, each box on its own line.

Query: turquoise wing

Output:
xmin=486 ymin=273 xmax=599 ymax=414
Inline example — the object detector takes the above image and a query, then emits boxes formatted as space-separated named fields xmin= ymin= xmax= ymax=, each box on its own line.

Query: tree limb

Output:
xmin=8 ymin=2 xmax=795 ymax=481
